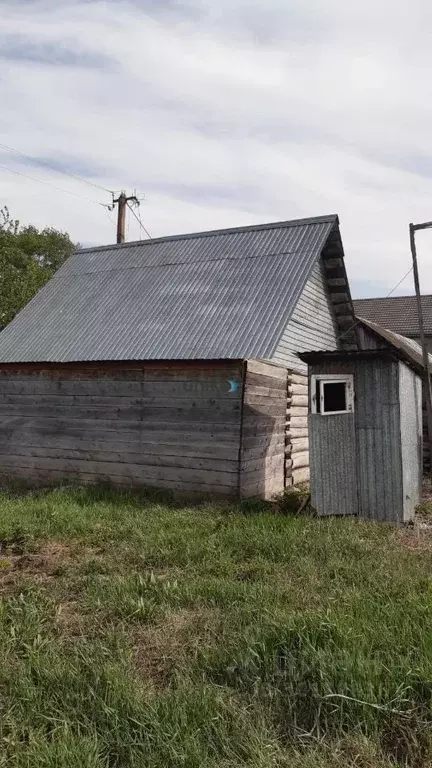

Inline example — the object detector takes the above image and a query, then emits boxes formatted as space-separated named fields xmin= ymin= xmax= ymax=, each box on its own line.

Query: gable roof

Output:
xmin=0 ymin=214 xmax=342 ymax=363
xmin=353 ymin=295 xmax=432 ymax=337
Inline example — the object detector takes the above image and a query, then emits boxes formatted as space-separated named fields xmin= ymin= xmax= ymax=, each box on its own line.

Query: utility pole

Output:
xmin=410 ymin=221 xmax=432 ymax=471
xmin=112 ymin=191 xmax=139 ymax=244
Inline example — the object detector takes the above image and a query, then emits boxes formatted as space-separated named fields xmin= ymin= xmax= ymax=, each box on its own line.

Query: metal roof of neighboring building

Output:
xmin=0 ymin=214 xmax=339 ymax=363
xmin=353 ymin=295 xmax=432 ymax=337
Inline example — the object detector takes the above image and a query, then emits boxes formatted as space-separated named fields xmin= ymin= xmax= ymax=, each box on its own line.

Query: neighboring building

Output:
xmin=353 ymin=295 xmax=432 ymax=352
xmin=0 ymin=214 xmax=356 ymax=499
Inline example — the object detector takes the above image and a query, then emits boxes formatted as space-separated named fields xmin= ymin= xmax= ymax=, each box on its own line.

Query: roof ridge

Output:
xmin=79 ymin=214 xmax=338 ymax=254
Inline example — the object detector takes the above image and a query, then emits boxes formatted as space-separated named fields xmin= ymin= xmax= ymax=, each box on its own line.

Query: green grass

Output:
xmin=0 ymin=485 xmax=430 ymax=766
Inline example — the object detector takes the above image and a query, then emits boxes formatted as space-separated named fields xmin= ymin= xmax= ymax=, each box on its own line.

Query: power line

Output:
xmin=0 ymin=163 xmax=110 ymax=207
xmin=127 ymin=201 xmax=152 ymax=240
xmin=104 ymin=206 xmax=116 ymax=226
xmin=386 ymin=266 xmax=414 ymax=297
xmin=0 ymin=141 xmax=113 ymax=195
xmin=338 ymin=265 xmax=414 ymax=343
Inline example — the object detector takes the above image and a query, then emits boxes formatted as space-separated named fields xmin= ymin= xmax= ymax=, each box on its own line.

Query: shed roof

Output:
xmin=300 ymin=317 xmax=432 ymax=375
xmin=357 ymin=317 xmax=432 ymax=372
xmin=0 ymin=214 xmax=341 ymax=363
xmin=353 ymin=295 xmax=432 ymax=337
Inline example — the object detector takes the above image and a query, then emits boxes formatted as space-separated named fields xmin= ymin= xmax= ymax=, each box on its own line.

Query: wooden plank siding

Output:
xmin=0 ymin=362 xmax=244 ymax=497
xmin=272 ymin=260 xmax=339 ymax=374
xmin=239 ymin=360 xmax=288 ymax=499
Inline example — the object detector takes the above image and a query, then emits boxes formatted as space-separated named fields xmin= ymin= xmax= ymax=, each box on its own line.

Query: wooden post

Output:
xmin=410 ymin=221 xmax=432 ymax=471
xmin=113 ymin=191 xmax=139 ymax=244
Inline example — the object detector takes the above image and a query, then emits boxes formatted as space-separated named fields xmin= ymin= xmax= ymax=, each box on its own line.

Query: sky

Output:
xmin=2 ymin=0 xmax=432 ymax=298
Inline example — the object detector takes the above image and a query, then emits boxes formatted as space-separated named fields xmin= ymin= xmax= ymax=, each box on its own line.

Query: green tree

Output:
xmin=0 ymin=207 xmax=77 ymax=329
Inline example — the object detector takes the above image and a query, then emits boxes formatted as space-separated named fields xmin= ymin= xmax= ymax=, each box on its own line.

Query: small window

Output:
xmin=311 ymin=375 xmax=354 ymax=415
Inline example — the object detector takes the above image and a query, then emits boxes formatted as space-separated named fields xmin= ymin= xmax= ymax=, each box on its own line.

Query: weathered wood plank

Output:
xmin=0 ymin=403 xmax=242 ymax=422
xmin=0 ymin=434 xmax=239 ymax=460
xmin=337 ymin=316 xmax=355 ymax=329
xmin=0 ymin=430 xmax=240 ymax=457
xmin=241 ymin=455 xmax=284 ymax=473
xmin=290 ymin=438 xmax=309 ymax=454
xmin=0 ymin=454 xmax=239 ymax=487
xmin=287 ymin=427 xmax=309 ymax=438
xmin=243 ymin=395 xmax=287 ymax=409
xmin=0 ymin=392 xmax=243 ymax=407
xmin=15 ymin=363 xmax=241 ymax=376
xmin=0 ymin=446 xmax=239 ymax=473
xmin=244 ymin=390 xmax=286 ymax=405
xmin=240 ymin=444 xmax=284 ymax=462
xmin=0 ymin=468 xmax=237 ymax=497
xmin=290 ymin=406 xmax=309 ymax=417
xmin=288 ymin=417 xmax=308 ymax=428
xmin=288 ymin=383 xmax=308 ymax=396
xmin=292 ymin=467 xmax=310 ymax=485
xmin=245 ymin=373 xmax=287 ymax=391
xmin=246 ymin=360 xmax=287 ymax=380
xmin=0 ymin=417 xmax=240 ymax=437
xmin=288 ymin=373 xmax=308 ymax=386
xmin=292 ymin=451 xmax=309 ymax=470
xmin=0 ymin=367 xmax=243 ymax=386
xmin=291 ymin=394 xmax=308 ymax=408
xmin=334 ymin=302 xmax=352 ymax=316
xmin=323 ymin=257 xmax=343 ymax=269
xmin=329 ymin=292 xmax=349 ymax=304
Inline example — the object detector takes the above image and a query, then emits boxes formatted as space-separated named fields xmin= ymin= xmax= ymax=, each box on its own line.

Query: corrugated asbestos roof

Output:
xmin=0 ymin=215 xmax=338 ymax=363
xmin=353 ymin=295 xmax=432 ymax=336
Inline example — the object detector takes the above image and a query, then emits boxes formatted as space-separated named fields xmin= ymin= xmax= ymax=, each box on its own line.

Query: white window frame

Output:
xmin=311 ymin=374 xmax=354 ymax=415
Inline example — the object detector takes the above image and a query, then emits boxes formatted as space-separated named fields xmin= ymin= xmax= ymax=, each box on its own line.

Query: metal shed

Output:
xmin=299 ymin=350 xmax=423 ymax=522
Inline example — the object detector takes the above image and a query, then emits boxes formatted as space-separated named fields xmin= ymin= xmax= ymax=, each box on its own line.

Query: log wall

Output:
xmin=239 ymin=360 xmax=288 ymax=499
xmin=0 ymin=362 xmax=244 ymax=496
xmin=285 ymin=370 xmax=310 ymax=485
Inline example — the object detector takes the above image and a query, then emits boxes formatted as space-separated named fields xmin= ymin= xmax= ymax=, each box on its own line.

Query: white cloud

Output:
xmin=2 ymin=0 xmax=432 ymax=296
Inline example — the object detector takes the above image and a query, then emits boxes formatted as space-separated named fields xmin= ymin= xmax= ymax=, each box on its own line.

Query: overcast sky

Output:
xmin=2 ymin=0 xmax=432 ymax=297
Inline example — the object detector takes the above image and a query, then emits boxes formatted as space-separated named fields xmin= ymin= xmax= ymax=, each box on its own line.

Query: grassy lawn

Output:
xmin=0 ymin=487 xmax=431 ymax=767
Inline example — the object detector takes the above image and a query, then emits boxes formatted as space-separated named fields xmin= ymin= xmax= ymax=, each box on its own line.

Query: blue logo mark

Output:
xmin=227 ymin=379 xmax=240 ymax=393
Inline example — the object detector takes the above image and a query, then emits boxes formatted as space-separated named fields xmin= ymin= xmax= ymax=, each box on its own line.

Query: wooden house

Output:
xmin=0 ymin=215 xmax=356 ymax=499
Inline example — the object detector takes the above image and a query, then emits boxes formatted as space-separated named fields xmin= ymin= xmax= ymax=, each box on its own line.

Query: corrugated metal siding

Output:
xmin=355 ymin=359 xmax=403 ymax=522
xmin=307 ymin=357 xmax=408 ymax=521
xmin=309 ymin=412 xmax=358 ymax=515
xmin=399 ymin=362 xmax=422 ymax=520
xmin=0 ymin=217 xmax=336 ymax=363
xmin=272 ymin=260 xmax=338 ymax=374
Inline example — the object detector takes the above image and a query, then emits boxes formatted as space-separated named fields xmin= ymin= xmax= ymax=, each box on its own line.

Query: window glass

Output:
xmin=322 ymin=381 xmax=346 ymax=413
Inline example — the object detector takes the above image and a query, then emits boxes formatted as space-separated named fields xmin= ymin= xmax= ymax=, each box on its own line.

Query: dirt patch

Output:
xmin=394 ymin=528 xmax=432 ymax=552
xmin=0 ymin=541 xmax=99 ymax=593
xmin=131 ymin=608 xmax=218 ymax=687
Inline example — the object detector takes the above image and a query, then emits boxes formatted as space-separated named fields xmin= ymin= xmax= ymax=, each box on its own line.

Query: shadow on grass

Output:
xmin=0 ymin=480 xmax=184 ymax=511
xmin=0 ymin=479 xmax=314 ymax=520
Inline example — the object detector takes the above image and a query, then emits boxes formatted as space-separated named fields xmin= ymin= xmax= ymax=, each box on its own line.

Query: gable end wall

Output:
xmin=271 ymin=260 xmax=338 ymax=374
